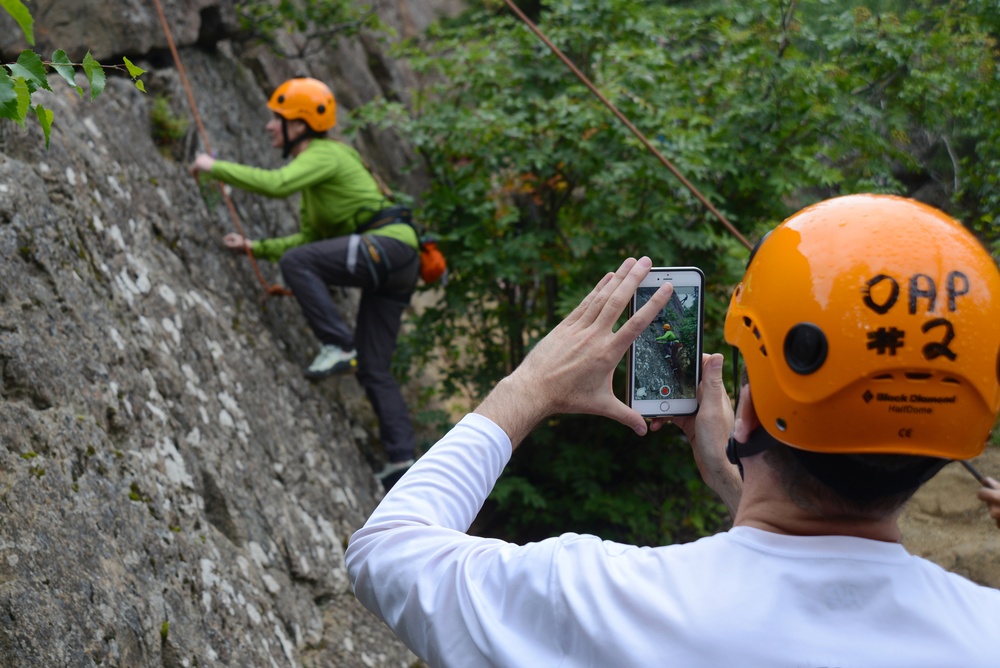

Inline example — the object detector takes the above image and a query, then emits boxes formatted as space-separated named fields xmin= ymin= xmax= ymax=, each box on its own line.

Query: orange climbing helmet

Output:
xmin=724 ymin=194 xmax=1000 ymax=460
xmin=267 ymin=77 xmax=336 ymax=132
xmin=662 ymin=324 xmax=672 ymax=331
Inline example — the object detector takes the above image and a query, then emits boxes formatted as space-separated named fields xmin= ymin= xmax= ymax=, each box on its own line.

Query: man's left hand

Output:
xmin=977 ymin=477 xmax=1000 ymax=529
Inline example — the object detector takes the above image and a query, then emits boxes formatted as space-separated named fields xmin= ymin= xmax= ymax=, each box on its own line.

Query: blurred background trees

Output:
xmin=350 ymin=0 xmax=1000 ymax=546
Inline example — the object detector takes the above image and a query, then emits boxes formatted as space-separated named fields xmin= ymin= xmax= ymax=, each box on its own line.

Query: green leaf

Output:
xmin=34 ymin=103 xmax=53 ymax=147
xmin=122 ymin=56 xmax=146 ymax=80
xmin=13 ymin=76 xmax=29 ymax=124
xmin=1 ymin=0 xmax=35 ymax=46
xmin=82 ymin=51 xmax=106 ymax=101
xmin=9 ymin=50 xmax=51 ymax=92
xmin=0 ymin=70 xmax=22 ymax=121
xmin=51 ymin=50 xmax=83 ymax=96
xmin=0 ymin=74 xmax=31 ymax=125
xmin=134 ymin=79 xmax=146 ymax=93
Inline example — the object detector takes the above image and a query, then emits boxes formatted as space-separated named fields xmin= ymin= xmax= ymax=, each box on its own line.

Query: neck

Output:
xmin=289 ymin=137 xmax=312 ymax=157
xmin=733 ymin=459 xmax=903 ymax=543
xmin=734 ymin=504 xmax=902 ymax=543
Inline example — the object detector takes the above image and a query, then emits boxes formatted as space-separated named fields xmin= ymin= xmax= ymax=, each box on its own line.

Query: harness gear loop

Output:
xmin=500 ymin=0 xmax=752 ymax=251
xmin=152 ymin=0 xmax=292 ymax=298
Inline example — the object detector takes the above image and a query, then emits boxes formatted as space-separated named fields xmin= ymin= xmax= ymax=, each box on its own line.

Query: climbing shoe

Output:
xmin=304 ymin=345 xmax=358 ymax=380
xmin=375 ymin=458 xmax=415 ymax=492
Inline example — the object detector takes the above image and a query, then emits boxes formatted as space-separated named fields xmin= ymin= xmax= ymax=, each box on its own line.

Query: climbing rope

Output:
xmin=501 ymin=0 xmax=752 ymax=251
xmin=151 ymin=0 xmax=292 ymax=298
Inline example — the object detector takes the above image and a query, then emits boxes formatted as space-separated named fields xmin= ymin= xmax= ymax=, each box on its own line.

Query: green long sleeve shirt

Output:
xmin=655 ymin=330 xmax=678 ymax=344
xmin=209 ymin=139 xmax=417 ymax=262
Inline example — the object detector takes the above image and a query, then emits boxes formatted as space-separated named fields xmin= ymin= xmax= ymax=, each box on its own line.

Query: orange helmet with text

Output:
xmin=724 ymin=194 xmax=1000 ymax=460
xmin=267 ymin=77 xmax=336 ymax=132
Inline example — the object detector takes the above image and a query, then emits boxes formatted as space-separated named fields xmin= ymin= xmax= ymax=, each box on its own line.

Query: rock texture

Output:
xmin=0 ymin=0 xmax=460 ymax=665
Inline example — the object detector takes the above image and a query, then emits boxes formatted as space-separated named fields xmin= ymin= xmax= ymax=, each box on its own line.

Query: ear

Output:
xmin=288 ymin=119 xmax=310 ymax=137
xmin=733 ymin=384 xmax=761 ymax=444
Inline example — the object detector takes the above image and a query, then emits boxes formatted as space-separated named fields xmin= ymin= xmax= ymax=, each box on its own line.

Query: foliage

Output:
xmin=150 ymin=94 xmax=189 ymax=158
xmin=349 ymin=0 xmax=1000 ymax=546
xmin=234 ymin=0 xmax=383 ymax=59
xmin=1 ymin=3 xmax=147 ymax=147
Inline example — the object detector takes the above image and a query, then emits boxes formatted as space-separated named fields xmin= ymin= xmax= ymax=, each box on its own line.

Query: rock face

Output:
xmin=0 ymin=1 xmax=459 ymax=665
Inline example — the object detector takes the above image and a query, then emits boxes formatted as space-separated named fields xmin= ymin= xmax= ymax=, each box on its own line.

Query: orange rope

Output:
xmin=501 ymin=0 xmax=752 ymax=251
xmin=151 ymin=0 xmax=292 ymax=298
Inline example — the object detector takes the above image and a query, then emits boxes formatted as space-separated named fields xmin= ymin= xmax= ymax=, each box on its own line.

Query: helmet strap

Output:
xmin=280 ymin=117 xmax=318 ymax=159
xmin=727 ymin=427 xmax=778 ymax=481
xmin=727 ymin=346 xmax=775 ymax=480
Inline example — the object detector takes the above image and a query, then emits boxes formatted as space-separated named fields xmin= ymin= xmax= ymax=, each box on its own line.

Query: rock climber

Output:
xmin=189 ymin=76 xmax=418 ymax=489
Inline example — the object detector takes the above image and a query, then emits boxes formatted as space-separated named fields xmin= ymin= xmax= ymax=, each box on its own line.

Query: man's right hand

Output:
xmin=189 ymin=152 xmax=216 ymax=176
xmin=475 ymin=257 xmax=672 ymax=448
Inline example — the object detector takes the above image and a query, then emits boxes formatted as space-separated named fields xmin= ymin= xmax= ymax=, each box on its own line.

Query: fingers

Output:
xmin=616 ymin=281 xmax=673 ymax=347
xmin=562 ymin=272 xmax=615 ymax=328
xmin=732 ymin=383 xmax=759 ymax=443
xmin=976 ymin=480 xmax=1000 ymax=528
xmin=575 ymin=257 xmax=641 ymax=329
xmin=648 ymin=416 xmax=671 ymax=432
xmin=222 ymin=233 xmax=249 ymax=252
xmin=596 ymin=257 xmax=652 ymax=330
xmin=699 ymin=353 xmax=728 ymax=402
xmin=601 ymin=399 xmax=648 ymax=436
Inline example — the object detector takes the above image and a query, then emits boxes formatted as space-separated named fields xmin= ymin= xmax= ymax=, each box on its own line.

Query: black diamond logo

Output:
xmin=862 ymin=390 xmax=874 ymax=403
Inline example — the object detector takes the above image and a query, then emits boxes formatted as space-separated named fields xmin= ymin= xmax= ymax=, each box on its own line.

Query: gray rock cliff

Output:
xmin=0 ymin=0 xmax=460 ymax=665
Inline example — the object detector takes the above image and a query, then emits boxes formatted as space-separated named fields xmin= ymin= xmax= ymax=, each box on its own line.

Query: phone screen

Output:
xmin=629 ymin=267 xmax=705 ymax=416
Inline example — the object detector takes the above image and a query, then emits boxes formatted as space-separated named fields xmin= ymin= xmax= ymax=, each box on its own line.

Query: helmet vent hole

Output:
xmin=776 ymin=418 xmax=787 ymax=432
xmin=317 ymin=104 xmax=326 ymax=114
xmin=743 ymin=316 xmax=752 ymax=328
xmin=759 ymin=345 xmax=767 ymax=357
xmin=942 ymin=377 xmax=960 ymax=385
xmin=872 ymin=374 xmax=893 ymax=381
xmin=752 ymin=326 xmax=761 ymax=340
xmin=277 ymin=95 xmax=285 ymax=104
xmin=784 ymin=323 xmax=828 ymax=375
xmin=904 ymin=372 xmax=931 ymax=381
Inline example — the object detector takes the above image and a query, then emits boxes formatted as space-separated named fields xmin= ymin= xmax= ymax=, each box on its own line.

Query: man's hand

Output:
xmin=189 ymin=152 xmax=216 ymax=177
xmin=222 ymin=233 xmax=252 ymax=254
xmin=977 ymin=477 xmax=1000 ymax=529
xmin=475 ymin=257 xmax=672 ymax=448
xmin=651 ymin=354 xmax=741 ymax=516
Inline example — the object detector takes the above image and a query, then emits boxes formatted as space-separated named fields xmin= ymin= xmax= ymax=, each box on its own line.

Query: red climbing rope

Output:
xmin=151 ymin=0 xmax=292 ymax=298
xmin=501 ymin=0 xmax=752 ymax=251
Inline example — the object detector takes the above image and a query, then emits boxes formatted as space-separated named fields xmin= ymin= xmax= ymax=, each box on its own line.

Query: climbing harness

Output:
xmin=152 ymin=0 xmax=291 ymax=298
xmin=358 ymin=206 xmax=448 ymax=285
xmin=500 ymin=0 xmax=752 ymax=251
xmin=353 ymin=156 xmax=449 ymax=285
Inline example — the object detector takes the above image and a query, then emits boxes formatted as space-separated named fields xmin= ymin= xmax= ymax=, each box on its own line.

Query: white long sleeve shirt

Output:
xmin=346 ymin=413 xmax=1000 ymax=667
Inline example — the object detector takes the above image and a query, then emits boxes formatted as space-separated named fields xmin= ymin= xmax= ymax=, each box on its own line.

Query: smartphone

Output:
xmin=628 ymin=267 xmax=705 ymax=417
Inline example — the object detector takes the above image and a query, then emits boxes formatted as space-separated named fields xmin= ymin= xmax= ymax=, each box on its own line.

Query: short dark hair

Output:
xmin=763 ymin=442 xmax=948 ymax=521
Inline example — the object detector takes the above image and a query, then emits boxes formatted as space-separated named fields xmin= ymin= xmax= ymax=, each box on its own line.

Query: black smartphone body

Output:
xmin=628 ymin=267 xmax=705 ymax=417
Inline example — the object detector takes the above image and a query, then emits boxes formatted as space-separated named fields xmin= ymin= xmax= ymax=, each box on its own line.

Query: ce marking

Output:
xmin=898 ymin=428 xmax=913 ymax=438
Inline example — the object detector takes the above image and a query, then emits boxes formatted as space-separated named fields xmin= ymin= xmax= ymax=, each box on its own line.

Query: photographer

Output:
xmin=346 ymin=195 xmax=1000 ymax=667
